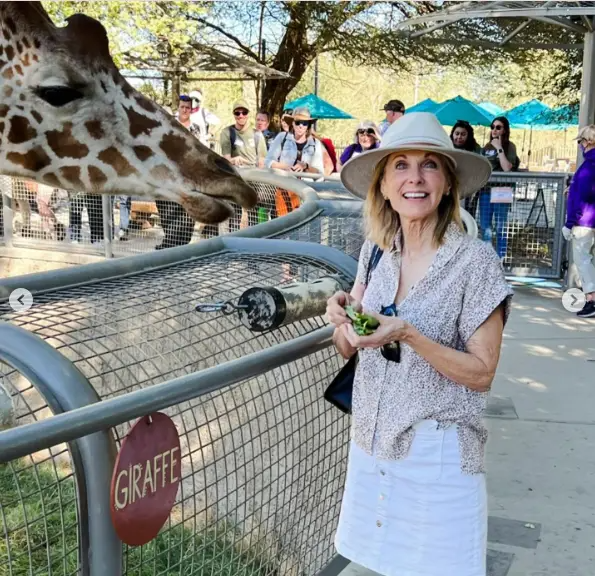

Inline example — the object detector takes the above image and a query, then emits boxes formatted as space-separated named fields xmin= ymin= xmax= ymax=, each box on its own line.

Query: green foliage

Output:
xmin=42 ymin=2 xmax=207 ymax=67
xmin=0 ymin=459 xmax=275 ymax=576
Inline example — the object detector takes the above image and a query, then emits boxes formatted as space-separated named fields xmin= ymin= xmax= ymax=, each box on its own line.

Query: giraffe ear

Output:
xmin=62 ymin=14 xmax=112 ymax=64
xmin=4 ymin=1 xmax=56 ymax=35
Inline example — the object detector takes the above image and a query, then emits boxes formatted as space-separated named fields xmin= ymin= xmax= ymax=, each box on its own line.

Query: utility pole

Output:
xmin=414 ymin=73 xmax=420 ymax=105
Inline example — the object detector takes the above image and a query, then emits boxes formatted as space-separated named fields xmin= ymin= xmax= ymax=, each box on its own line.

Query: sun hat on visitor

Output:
xmin=354 ymin=120 xmax=381 ymax=143
xmin=286 ymin=106 xmax=316 ymax=122
xmin=340 ymin=112 xmax=492 ymax=200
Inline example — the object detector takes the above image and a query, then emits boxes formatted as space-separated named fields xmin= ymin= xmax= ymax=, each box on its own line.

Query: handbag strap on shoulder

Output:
xmin=365 ymin=244 xmax=383 ymax=287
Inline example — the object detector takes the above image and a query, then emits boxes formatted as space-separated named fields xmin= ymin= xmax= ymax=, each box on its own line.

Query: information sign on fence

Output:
xmin=110 ymin=413 xmax=182 ymax=546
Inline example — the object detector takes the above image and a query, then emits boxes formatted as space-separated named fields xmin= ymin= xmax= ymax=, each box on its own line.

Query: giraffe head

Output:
xmin=0 ymin=2 xmax=257 ymax=224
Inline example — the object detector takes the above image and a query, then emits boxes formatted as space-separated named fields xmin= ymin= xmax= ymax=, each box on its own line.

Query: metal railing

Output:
xmin=0 ymin=170 xmax=320 ymax=258
xmin=0 ymin=237 xmax=357 ymax=576
xmin=303 ymin=171 xmax=569 ymax=279
xmin=2 ymin=168 xmax=565 ymax=280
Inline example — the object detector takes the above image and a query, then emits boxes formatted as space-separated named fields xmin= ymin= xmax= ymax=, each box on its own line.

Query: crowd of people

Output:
xmin=164 ymin=91 xmax=522 ymax=259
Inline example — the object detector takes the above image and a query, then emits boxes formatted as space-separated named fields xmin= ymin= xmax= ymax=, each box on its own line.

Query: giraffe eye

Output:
xmin=34 ymin=86 xmax=84 ymax=107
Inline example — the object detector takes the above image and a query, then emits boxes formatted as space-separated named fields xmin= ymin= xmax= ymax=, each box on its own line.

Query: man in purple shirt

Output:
xmin=563 ymin=125 xmax=595 ymax=317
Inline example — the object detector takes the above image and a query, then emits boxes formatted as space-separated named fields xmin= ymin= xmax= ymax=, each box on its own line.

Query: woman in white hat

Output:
xmin=326 ymin=112 xmax=514 ymax=576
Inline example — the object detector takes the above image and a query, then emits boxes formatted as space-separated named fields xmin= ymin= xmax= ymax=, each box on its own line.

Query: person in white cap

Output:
xmin=188 ymin=89 xmax=220 ymax=148
xmin=325 ymin=112 xmax=513 ymax=576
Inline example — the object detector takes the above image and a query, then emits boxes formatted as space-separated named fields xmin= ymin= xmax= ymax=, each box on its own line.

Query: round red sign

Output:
xmin=110 ymin=412 xmax=182 ymax=546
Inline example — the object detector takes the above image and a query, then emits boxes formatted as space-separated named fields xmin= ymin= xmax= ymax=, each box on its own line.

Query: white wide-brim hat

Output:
xmin=341 ymin=112 xmax=492 ymax=200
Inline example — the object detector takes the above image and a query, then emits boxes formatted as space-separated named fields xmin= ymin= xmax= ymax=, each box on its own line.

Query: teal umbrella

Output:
xmin=504 ymin=99 xmax=551 ymax=130
xmin=533 ymin=104 xmax=578 ymax=130
xmin=406 ymin=98 xmax=439 ymax=113
xmin=431 ymin=96 xmax=493 ymax=127
xmin=478 ymin=101 xmax=505 ymax=117
xmin=283 ymin=93 xmax=354 ymax=120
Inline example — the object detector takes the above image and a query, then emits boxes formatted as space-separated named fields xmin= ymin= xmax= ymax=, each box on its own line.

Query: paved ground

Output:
xmin=339 ymin=284 xmax=595 ymax=576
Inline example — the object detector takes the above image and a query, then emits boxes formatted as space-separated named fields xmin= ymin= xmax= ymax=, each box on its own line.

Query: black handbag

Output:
xmin=324 ymin=244 xmax=383 ymax=414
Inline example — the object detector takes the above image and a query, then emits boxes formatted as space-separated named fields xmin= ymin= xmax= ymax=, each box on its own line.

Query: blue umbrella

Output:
xmin=283 ymin=93 xmax=354 ymax=120
xmin=478 ymin=101 xmax=505 ymax=117
xmin=504 ymin=99 xmax=551 ymax=129
xmin=406 ymin=98 xmax=439 ymax=113
xmin=533 ymin=104 xmax=578 ymax=130
xmin=431 ymin=96 xmax=493 ymax=127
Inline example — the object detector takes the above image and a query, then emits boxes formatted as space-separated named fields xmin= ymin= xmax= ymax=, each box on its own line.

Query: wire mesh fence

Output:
xmin=0 ymin=176 xmax=304 ymax=257
xmin=0 ymin=249 xmax=352 ymax=575
xmin=464 ymin=172 xmax=567 ymax=277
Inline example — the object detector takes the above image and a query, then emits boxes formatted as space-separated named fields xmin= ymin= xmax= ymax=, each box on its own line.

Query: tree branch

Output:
xmin=183 ymin=13 xmax=261 ymax=61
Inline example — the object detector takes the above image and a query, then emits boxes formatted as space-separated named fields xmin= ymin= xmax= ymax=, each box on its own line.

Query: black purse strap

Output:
xmin=365 ymin=244 xmax=383 ymax=287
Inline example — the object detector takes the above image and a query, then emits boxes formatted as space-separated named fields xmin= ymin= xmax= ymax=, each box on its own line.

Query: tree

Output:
xmin=388 ymin=2 xmax=586 ymax=107
xmin=177 ymin=1 xmax=484 ymax=121
xmin=43 ymin=1 xmax=208 ymax=103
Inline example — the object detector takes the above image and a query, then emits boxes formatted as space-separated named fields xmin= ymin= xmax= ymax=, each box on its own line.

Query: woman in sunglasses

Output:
xmin=337 ymin=121 xmax=382 ymax=171
xmin=264 ymin=107 xmax=326 ymax=175
xmin=477 ymin=116 xmax=520 ymax=260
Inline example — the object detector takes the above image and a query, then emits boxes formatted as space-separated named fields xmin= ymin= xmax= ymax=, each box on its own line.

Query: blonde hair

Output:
xmin=363 ymin=152 xmax=463 ymax=251
xmin=577 ymin=124 xmax=595 ymax=145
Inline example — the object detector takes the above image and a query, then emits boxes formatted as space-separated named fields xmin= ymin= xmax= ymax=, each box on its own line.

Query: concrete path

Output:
xmin=339 ymin=284 xmax=595 ymax=576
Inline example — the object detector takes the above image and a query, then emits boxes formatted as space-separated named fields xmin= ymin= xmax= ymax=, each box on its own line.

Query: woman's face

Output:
xmin=281 ymin=117 xmax=290 ymax=132
xmin=358 ymin=129 xmax=376 ymax=149
xmin=452 ymin=127 xmax=468 ymax=148
xmin=491 ymin=120 xmax=506 ymax=139
xmin=293 ymin=120 xmax=309 ymax=139
xmin=381 ymin=150 xmax=449 ymax=222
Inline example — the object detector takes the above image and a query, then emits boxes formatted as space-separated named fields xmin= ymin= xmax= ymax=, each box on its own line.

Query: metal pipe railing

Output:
xmin=0 ymin=323 xmax=121 ymax=576
xmin=0 ymin=325 xmax=335 ymax=463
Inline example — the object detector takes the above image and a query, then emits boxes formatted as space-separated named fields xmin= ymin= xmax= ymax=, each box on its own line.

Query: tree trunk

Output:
xmin=260 ymin=6 xmax=315 ymax=127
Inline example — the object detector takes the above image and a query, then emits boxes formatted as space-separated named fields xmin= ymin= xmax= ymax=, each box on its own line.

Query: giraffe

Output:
xmin=0 ymin=2 xmax=257 ymax=225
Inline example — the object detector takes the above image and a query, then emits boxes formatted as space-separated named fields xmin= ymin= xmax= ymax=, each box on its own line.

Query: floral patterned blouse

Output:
xmin=353 ymin=221 xmax=514 ymax=474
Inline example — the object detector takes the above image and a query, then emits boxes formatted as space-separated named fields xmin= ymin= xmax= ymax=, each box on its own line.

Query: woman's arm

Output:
xmin=264 ymin=133 xmax=286 ymax=169
xmin=404 ymin=305 xmax=505 ymax=392
xmin=344 ymin=303 xmax=506 ymax=392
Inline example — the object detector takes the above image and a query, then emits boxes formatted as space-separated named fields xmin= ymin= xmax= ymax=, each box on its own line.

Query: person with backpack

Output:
xmin=220 ymin=100 xmax=267 ymax=168
xmin=264 ymin=107 xmax=326 ymax=175
xmin=188 ymin=89 xmax=220 ymax=149
xmin=325 ymin=112 xmax=512 ymax=576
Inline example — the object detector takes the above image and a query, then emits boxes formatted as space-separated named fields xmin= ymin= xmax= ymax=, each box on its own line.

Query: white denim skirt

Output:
xmin=335 ymin=420 xmax=487 ymax=576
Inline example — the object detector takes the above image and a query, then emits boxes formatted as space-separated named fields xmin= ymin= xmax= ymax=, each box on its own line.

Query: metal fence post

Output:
xmin=1 ymin=177 xmax=14 ymax=248
xmin=0 ymin=322 xmax=122 ymax=576
xmin=102 ymin=195 xmax=114 ymax=258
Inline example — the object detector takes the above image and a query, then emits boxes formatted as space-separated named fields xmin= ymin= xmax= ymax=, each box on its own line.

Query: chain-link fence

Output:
xmin=0 ymin=239 xmax=357 ymax=576
xmin=0 ymin=170 xmax=312 ymax=258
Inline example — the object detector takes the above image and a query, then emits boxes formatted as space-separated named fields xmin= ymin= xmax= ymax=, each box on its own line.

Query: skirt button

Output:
xmin=376 ymin=520 xmax=382 ymax=527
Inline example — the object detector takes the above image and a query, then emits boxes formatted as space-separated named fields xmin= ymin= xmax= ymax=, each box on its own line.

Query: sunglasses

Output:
xmin=379 ymin=303 xmax=401 ymax=363
xmin=491 ymin=124 xmax=504 ymax=130
xmin=294 ymin=120 xmax=311 ymax=127
xmin=234 ymin=109 xmax=249 ymax=117
xmin=357 ymin=128 xmax=376 ymax=136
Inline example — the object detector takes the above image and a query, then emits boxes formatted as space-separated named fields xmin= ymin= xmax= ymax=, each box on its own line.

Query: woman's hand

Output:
xmin=291 ymin=161 xmax=308 ymax=173
xmin=491 ymin=136 xmax=502 ymax=150
xmin=343 ymin=311 xmax=413 ymax=349
xmin=326 ymin=291 xmax=361 ymax=328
